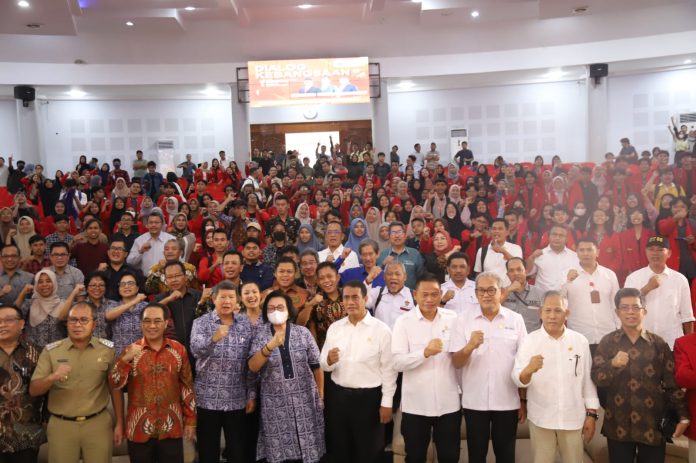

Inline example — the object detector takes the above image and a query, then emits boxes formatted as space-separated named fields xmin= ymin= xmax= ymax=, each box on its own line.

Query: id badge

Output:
xmin=590 ymin=290 xmax=600 ymax=304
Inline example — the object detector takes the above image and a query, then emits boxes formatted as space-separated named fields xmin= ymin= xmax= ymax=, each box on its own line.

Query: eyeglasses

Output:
xmin=119 ymin=281 xmax=137 ymax=287
xmin=326 ymin=230 xmax=342 ymax=236
xmin=389 ymin=230 xmax=405 ymax=236
xmin=51 ymin=253 xmax=69 ymax=258
xmin=618 ymin=304 xmax=643 ymax=312
xmin=475 ymin=287 xmax=498 ymax=296
xmin=88 ymin=283 xmax=106 ymax=289
xmin=67 ymin=317 xmax=93 ymax=325
xmin=109 ymin=246 xmax=126 ymax=252
xmin=267 ymin=305 xmax=287 ymax=313
xmin=1 ymin=254 xmax=19 ymax=259
xmin=142 ymin=319 xmax=165 ymax=326
xmin=0 ymin=317 xmax=21 ymax=325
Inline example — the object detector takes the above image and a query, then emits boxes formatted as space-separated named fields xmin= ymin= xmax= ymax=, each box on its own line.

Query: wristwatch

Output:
xmin=586 ymin=411 xmax=599 ymax=420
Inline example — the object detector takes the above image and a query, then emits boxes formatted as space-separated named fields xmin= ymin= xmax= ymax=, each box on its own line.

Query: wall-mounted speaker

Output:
xmin=589 ymin=64 xmax=608 ymax=85
xmin=14 ymin=85 xmax=35 ymax=107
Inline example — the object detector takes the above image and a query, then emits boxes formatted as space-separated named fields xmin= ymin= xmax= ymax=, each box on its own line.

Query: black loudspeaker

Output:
xmin=14 ymin=85 xmax=35 ymax=107
xmin=589 ymin=63 xmax=608 ymax=85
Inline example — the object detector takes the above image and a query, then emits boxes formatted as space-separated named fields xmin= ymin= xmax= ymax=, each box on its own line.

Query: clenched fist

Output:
xmin=611 ymin=351 xmax=629 ymax=368
xmin=527 ymin=355 xmax=544 ymax=373
xmin=424 ymin=338 xmax=444 ymax=358
xmin=467 ymin=330 xmax=484 ymax=350
xmin=327 ymin=347 xmax=340 ymax=366
xmin=212 ymin=325 xmax=230 ymax=343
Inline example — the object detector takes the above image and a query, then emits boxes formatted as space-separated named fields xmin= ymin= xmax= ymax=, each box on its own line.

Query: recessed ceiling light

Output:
xmin=17 ymin=1 xmax=30 ymax=8
xmin=125 ymin=21 xmax=134 ymax=26
xmin=471 ymin=10 xmax=480 ymax=18
xmin=685 ymin=59 xmax=693 ymax=64
xmin=298 ymin=4 xmax=313 ymax=9
xmin=185 ymin=6 xmax=195 ymax=11
xmin=572 ymin=6 xmax=589 ymax=14
xmin=397 ymin=81 xmax=416 ymax=89
xmin=25 ymin=23 xmax=42 ymax=28
xmin=67 ymin=89 xmax=86 ymax=98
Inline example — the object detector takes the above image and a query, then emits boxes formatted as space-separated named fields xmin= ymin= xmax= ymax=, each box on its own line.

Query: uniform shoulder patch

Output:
xmin=97 ymin=338 xmax=114 ymax=348
xmin=45 ymin=340 xmax=63 ymax=351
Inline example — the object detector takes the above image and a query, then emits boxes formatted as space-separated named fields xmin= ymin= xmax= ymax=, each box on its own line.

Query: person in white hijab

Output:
xmin=12 ymin=216 xmax=36 ymax=260
xmin=295 ymin=202 xmax=312 ymax=225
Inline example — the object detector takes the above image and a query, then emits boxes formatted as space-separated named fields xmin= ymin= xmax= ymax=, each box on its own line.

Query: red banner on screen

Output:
xmin=248 ymin=57 xmax=370 ymax=108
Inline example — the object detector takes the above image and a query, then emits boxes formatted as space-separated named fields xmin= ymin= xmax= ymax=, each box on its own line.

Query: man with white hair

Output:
xmin=512 ymin=291 xmax=599 ymax=463
xmin=452 ymin=272 xmax=527 ymax=463
xmin=366 ymin=260 xmax=414 ymax=330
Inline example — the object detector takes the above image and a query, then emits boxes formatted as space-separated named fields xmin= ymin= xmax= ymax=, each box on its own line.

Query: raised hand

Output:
xmin=424 ymin=338 xmax=444 ymax=358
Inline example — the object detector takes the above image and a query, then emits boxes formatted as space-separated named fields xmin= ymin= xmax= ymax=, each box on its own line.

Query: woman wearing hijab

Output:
xmin=446 ymin=162 xmax=461 ymax=185
xmin=138 ymin=196 xmax=155 ymax=223
xmin=38 ymin=175 xmax=62 ymax=218
xmin=15 ymin=268 xmax=82 ymax=347
xmin=376 ymin=223 xmax=391 ymax=253
xmin=295 ymin=202 xmax=312 ymax=225
xmin=548 ymin=176 xmax=568 ymax=206
xmin=423 ymin=230 xmax=457 ymax=283
xmin=163 ymin=196 xmax=179 ymax=226
xmin=112 ymin=177 xmax=130 ymax=200
xmin=107 ymin=197 xmax=127 ymax=234
xmin=443 ymin=202 xmax=465 ymax=242
xmin=345 ymin=218 xmax=369 ymax=259
xmin=170 ymin=212 xmax=196 ymax=262
xmin=365 ymin=207 xmax=382 ymax=241
xmin=10 ymin=216 xmax=37 ymax=259
xmin=297 ymin=224 xmax=323 ymax=253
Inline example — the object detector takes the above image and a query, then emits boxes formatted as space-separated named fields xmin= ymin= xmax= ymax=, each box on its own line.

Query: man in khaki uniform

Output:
xmin=30 ymin=302 xmax=124 ymax=463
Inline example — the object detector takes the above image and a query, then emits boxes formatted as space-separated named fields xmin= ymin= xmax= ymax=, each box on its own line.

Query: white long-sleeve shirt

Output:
xmin=451 ymin=306 xmax=527 ymax=411
xmin=529 ymin=246 xmax=579 ymax=292
xmin=126 ymin=231 xmax=175 ymax=275
xmin=391 ymin=307 xmax=460 ymax=417
xmin=624 ymin=265 xmax=695 ymax=348
xmin=320 ymin=312 xmax=397 ymax=408
xmin=512 ymin=327 xmax=599 ymax=430
xmin=562 ymin=264 xmax=620 ymax=344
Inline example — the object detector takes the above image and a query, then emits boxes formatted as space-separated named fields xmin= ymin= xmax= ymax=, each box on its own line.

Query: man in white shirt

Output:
xmin=320 ymin=281 xmax=397 ymax=463
xmin=392 ymin=274 xmax=461 ymax=463
xmin=624 ymin=235 xmax=694 ymax=348
xmin=126 ymin=212 xmax=175 ymax=275
xmin=513 ymin=291 xmax=599 ymax=463
xmin=474 ymin=218 xmax=523 ymax=286
xmin=367 ymin=261 xmax=414 ymax=330
xmin=318 ymin=221 xmax=360 ymax=273
xmin=563 ymin=237 xmax=620 ymax=349
xmin=410 ymin=143 xmax=424 ymax=176
xmin=440 ymin=252 xmax=479 ymax=316
xmin=452 ymin=272 xmax=527 ymax=463
xmin=0 ymin=156 xmax=9 ymax=187
xmin=526 ymin=225 xmax=579 ymax=292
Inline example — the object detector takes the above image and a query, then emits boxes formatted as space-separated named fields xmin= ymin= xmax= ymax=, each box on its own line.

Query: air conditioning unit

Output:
xmin=679 ymin=113 xmax=696 ymax=131
xmin=449 ymin=128 xmax=468 ymax=163
xmin=157 ymin=140 xmax=176 ymax=175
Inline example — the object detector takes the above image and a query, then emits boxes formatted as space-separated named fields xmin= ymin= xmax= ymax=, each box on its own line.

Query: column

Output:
xmin=15 ymin=99 xmax=42 ymax=166
xmin=371 ymin=78 xmax=390 ymax=150
xmin=586 ymin=76 xmax=609 ymax=163
xmin=230 ymin=83 xmax=251 ymax=166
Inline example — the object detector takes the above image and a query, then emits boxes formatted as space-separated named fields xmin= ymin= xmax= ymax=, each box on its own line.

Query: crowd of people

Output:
xmin=1 ymin=130 xmax=696 ymax=463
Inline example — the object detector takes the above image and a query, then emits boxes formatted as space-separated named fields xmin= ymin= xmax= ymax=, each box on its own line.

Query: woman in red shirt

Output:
xmin=585 ymin=208 xmax=620 ymax=273
xmin=617 ymin=208 xmax=654 ymax=285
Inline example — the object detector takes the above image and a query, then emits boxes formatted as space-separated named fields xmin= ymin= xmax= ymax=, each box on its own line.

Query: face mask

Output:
xmin=575 ymin=208 xmax=586 ymax=217
xmin=268 ymin=310 xmax=288 ymax=325
xmin=272 ymin=231 xmax=286 ymax=241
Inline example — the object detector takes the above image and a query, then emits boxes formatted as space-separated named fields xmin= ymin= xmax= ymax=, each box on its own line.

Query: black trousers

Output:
xmin=462 ymin=409 xmax=517 ymax=463
xmin=197 ymin=407 xmax=246 ymax=463
xmin=128 ymin=438 xmax=183 ymax=463
xmin=607 ymin=439 xmax=666 ymax=463
xmin=401 ymin=411 xmax=461 ymax=463
xmin=0 ymin=448 xmax=38 ymax=463
xmin=244 ymin=406 xmax=260 ymax=463
xmin=328 ymin=383 xmax=384 ymax=463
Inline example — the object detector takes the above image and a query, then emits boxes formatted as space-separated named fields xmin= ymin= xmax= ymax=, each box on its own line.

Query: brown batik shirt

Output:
xmin=591 ymin=329 xmax=689 ymax=445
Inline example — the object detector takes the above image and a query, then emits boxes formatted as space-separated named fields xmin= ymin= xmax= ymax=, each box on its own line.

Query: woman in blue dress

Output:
xmin=248 ymin=290 xmax=325 ymax=463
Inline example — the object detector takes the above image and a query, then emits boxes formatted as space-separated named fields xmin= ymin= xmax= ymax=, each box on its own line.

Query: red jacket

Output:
xmin=618 ymin=228 xmax=654 ymax=275
xmin=517 ymin=185 xmax=545 ymax=222
xmin=674 ymin=334 xmax=696 ymax=440
xmin=657 ymin=217 xmax=696 ymax=271
xmin=587 ymin=231 xmax=621 ymax=273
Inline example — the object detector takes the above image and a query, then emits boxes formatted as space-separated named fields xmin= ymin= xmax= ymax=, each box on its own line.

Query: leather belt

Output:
xmin=50 ymin=407 xmax=106 ymax=422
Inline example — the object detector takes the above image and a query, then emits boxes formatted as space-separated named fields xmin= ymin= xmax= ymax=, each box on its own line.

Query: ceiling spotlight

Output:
xmin=17 ymin=0 xmax=30 ymax=8
xmin=685 ymin=59 xmax=693 ymax=64
xmin=67 ymin=89 xmax=87 ymax=98
xmin=125 ymin=21 xmax=134 ymax=26
xmin=185 ymin=6 xmax=195 ymax=11
xmin=572 ymin=6 xmax=589 ymax=14
xmin=471 ymin=10 xmax=480 ymax=18
xmin=298 ymin=4 xmax=313 ymax=9
xmin=397 ymin=81 xmax=416 ymax=89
